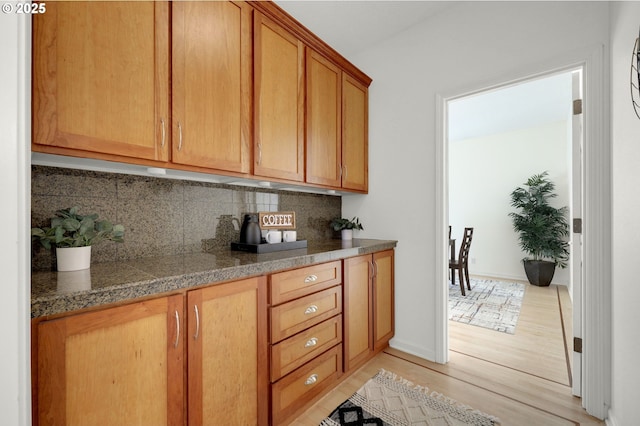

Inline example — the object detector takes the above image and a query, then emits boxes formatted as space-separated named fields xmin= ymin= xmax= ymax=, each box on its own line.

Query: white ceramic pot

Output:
xmin=341 ymin=229 xmax=353 ymax=240
xmin=56 ymin=246 xmax=92 ymax=271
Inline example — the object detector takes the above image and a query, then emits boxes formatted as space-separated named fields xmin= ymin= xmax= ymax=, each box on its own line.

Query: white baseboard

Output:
xmin=388 ymin=338 xmax=436 ymax=363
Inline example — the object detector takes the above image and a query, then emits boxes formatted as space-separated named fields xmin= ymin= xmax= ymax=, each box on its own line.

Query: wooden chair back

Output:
xmin=458 ymin=227 xmax=473 ymax=266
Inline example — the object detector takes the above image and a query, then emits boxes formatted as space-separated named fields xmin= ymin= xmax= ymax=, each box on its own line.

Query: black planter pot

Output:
xmin=523 ymin=260 xmax=556 ymax=286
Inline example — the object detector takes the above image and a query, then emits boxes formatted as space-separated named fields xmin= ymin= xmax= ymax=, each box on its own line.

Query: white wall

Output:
xmin=449 ymin=120 xmax=571 ymax=285
xmin=0 ymin=11 xmax=31 ymax=426
xmin=344 ymin=1 xmax=609 ymax=363
xmin=609 ymin=2 xmax=640 ymax=424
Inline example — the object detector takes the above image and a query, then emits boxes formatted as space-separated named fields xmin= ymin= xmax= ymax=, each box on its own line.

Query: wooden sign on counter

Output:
xmin=259 ymin=211 xmax=296 ymax=229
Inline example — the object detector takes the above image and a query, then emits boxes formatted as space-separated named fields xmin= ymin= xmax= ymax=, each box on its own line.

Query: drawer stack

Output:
xmin=269 ymin=260 xmax=343 ymax=424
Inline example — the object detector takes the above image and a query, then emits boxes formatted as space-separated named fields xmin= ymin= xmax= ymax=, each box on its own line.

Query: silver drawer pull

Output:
xmin=305 ymin=337 xmax=318 ymax=348
xmin=304 ymin=305 xmax=318 ymax=315
xmin=174 ymin=310 xmax=180 ymax=348
xmin=160 ymin=118 xmax=166 ymax=148
xmin=304 ymin=274 xmax=318 ymax=283
xmin=305 ymin=374 xmax=318 ymax=386
xmin=193 ymin=304 xmax=200 ymax=340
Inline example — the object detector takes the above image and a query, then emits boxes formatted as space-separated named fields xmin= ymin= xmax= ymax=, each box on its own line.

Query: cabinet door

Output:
xmin=306 ymin=49 xmax=342 ymax=187
xmin=35 ymin=295 xmax=184 ymax=426
xmin=187 ymin=277 xmax=268 ymax=425
xmin=254 ymin=13 xmax=305 ymax=182
xmin=172 ymin=0 xmax=252 ymax=173
xmin=32 ymin=1 xmax=170 ymax=162
xmin=373 ymin=250 xmax=395 ymax=350
xmin=343 ymin=255 xmax=373 ymax=372
xmin=342 ymin=74 xmax=369 ymax=192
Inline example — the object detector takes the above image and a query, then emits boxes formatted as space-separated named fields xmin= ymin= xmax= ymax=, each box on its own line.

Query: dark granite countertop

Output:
xmin=31 ymin=238 xmax=397 ymax=319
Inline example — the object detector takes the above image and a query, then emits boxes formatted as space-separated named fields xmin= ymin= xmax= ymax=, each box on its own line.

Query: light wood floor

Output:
xmin=289 ymin=281 xmax=604 ymax=425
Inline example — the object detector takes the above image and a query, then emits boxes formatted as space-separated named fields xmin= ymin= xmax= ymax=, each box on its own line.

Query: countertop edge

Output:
xmin=31 ymin=239 xmax=397 ymax=319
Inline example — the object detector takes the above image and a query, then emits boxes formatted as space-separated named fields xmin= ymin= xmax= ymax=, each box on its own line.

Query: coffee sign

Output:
xmin=259 ymin=211 xmax=296 ymax=229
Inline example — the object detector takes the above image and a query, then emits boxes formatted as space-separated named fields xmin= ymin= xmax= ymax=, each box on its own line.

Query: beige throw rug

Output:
xmin=320 ymin=369 xmax=500 ymax=426
xmin=449 ymin=278 xmax=525 ymax=334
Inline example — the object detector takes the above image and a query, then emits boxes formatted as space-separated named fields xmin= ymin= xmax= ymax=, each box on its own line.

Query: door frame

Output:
xmin=434 ymin=44 xmax=610 ymax=419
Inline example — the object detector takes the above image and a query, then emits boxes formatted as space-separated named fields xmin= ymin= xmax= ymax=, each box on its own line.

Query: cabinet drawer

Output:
xmin=271 ymin=344 xmax=342 ymax=425
xmin=270 ymin=286 xmax=342 ymax=343
xmin=270 ymin=260 xmax=342 ymax=305
xmin=271 ymin=315 xmax=342 ymax=381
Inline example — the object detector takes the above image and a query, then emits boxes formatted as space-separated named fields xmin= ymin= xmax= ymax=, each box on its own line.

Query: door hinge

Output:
xmin=573 ymin=99 xmax=583 ymax=115
xmin=574 ymin=337 xmax=583 ymax=354
xmin=573 ymin=218 xmax=582 ymax=234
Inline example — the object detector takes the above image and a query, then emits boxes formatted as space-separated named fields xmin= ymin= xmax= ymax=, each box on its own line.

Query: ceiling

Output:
xmin=448 ymin=72 xmax=574 ymax=142
xmin=274 ymin=1 xmax=456 ymax=58
xmin=274 ymin=1 xmax=574 ymax=141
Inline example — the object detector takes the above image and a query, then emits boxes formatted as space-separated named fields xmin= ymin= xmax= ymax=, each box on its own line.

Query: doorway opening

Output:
xmin=445 ymin=68 xmax=583 ymax=394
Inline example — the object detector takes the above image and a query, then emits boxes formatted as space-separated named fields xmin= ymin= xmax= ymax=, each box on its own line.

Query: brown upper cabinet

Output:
xmin=172 ymin=0 xmax=252 ymax=174
xmin=305 ymin=49 xmax=343 ymax=188
xmin=342 ymin=74 xmax=369 ymax=192
xmin=253 ymin=13 xmax=305 ymax=182
xmin=32 ymin=1 xmax=171 ymax=162
xmin=32 ymin=0 xmax=371 ymax=192
xmin=306 ymin=51 xmax=369 ymax=192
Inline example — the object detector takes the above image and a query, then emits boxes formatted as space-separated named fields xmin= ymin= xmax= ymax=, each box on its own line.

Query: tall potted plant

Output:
xmin=508 ymin=172 xmax=569 ymax=286
xmin=31 ymin=206 xmax=125 ymax=271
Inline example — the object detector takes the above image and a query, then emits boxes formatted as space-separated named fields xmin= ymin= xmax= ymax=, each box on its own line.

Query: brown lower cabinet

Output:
xmin=343 ymin=250 xmax=395 ymax=373
xmin=268 ymin=261 xmax=344 ymax=425
xmin=33 ymin=251 xmax=394 ymax=425
xmin=33 ymin=276 xmax=267 ymax=426
xmin=187 ymin=277 xmax=269 ymax=425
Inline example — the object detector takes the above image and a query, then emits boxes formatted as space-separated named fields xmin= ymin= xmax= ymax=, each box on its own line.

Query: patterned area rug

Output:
xmin=449 ymin=278 xmax=525 ymax=334
xmin=320 ymin=369 xmax=499 ymax=426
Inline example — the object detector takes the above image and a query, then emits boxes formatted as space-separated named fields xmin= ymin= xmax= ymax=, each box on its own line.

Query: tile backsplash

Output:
xmin=31 ymin=166 xmax=341 ymax=271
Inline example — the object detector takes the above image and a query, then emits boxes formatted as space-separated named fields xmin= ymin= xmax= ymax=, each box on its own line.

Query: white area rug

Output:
xmin=449 ymin=278 xmax=525 ymax=334
xmin=320 ymin=369 xmax=500 ymax=426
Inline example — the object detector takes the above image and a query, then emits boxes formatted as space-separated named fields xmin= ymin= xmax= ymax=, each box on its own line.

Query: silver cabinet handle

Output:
xmin=257 ymin=143 xmax=262 ymax=166
xmin=343 ymin=164 xmax=348 ymax=181
xmin=373 ymin=260 xmax=378 ymax=278
xmin=160 ymin=118 xmax=166 ymax=148
xmin=304 ymin=337 xmax=318 ymax=348
xmin=304 ymin=274 xmax=318 ymax=283
xmin=193 ymin=304 xmax=200 ymax=340
xmin=174 ymin=310 xmax=180 ymax=348
xmin=304 ymin=305 xmax=318 ymax=315
xmin=304 ymin=374 xmax=318 ymax=386
xmin=178 ymin=121 xmax=183 ymax=152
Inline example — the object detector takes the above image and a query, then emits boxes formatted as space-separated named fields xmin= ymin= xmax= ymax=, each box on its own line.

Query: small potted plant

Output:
xmin=31 ymin=206 xmax=125 ymax=271
xmin=508 ymin=172 xmax=569 ymax=286
xmin=331 ymin=217 xmax=364 ymax=240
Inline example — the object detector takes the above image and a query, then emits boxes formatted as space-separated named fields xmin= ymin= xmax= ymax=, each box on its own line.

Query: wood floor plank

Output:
xmin=450 ymin=283 xmax=570 ymax=386
xmin=287 ymin=280 xmax=603 ymax=426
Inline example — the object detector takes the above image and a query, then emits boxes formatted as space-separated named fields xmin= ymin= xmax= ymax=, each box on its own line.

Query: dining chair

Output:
xmin=448 ymin=225 xmax=454 ymax=281
xmin=449 ymin=227 xmax=473 ymax=296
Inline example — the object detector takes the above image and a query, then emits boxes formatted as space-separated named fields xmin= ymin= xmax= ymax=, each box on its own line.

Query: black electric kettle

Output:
xmin=239 ymin=213 xmax=261 ymax=245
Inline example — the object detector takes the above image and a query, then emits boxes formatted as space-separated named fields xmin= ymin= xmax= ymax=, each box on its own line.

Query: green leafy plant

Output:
xmin=31 ymin=206 xmax=125 ymax=249
xmin=508 ymin=172 xmax=569 ymax=268
xmin=331 ymin=217 xmax=364 ymax=231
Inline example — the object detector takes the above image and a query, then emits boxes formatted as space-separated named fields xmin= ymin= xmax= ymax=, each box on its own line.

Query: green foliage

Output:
xmin=509 ymin=172 xmax=570 ymax=268
xmin=31 ymin=207 xmax=125 ymax=249
xmin=331 ymin=217 xmax=364 ymax=231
